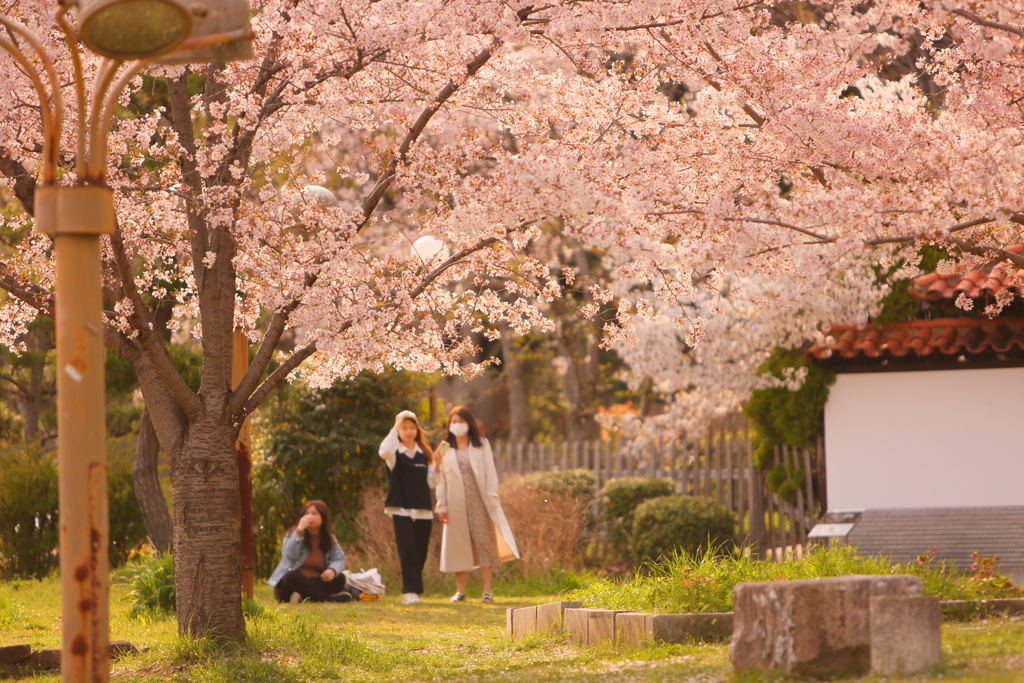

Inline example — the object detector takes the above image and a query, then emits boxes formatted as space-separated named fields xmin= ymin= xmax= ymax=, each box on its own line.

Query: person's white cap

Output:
xmin=396 ymin=410 xmax=418 ymax=424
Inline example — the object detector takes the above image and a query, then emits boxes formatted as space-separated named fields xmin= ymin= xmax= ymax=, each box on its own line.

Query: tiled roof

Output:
xmin=846 ymin=507 xmax=1024 ymax=582
xmin=807 ymin=317 xmax=1024 ymax=361
xmin=911 ymin=244 xmax=1024 ymax=301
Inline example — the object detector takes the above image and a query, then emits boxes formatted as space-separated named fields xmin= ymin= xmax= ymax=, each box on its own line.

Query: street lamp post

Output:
xmin=0 ymin=3 xmax=251 ymax=681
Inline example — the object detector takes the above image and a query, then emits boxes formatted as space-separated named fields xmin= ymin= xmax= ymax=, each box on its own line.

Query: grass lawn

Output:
xmin=2 ymin=577 xmax=1022 ymax=682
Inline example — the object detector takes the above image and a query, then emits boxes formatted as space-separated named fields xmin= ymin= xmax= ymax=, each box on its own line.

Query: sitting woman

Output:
xmin=268 ymin=500 xmax=350 ymax=603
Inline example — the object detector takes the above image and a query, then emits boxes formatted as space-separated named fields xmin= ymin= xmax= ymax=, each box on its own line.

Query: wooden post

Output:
xmin=703 ymin=432 xmax=712 ymax=499
xmin=817 ymin=435 xmax=828 ymax=515
xmin=725 ymin=431 xmax=734 ymax=512
xmin=232 ymin=329 xmax=255 ymax=600
xmin=802 ymin=447 xmax=816 ymax=524
xmin=741 ymin=432 xmax=749 ymax=540
xmin=747 ymin=438 xmax=764 ymax=558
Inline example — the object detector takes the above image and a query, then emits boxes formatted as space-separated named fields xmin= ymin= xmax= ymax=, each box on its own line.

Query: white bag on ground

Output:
xmin=342 ymin=568 xmax=386 ymax=596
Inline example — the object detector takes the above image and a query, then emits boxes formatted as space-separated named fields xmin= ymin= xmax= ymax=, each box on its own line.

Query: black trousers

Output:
xmin=392 ymin=515 xmax=432 ymax=594
xmin=273 ymin=569 xmax=347 ymax=603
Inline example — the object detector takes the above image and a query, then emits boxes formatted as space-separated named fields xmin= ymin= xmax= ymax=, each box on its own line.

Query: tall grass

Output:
xmin=568 ymin=545 xmax=1023 ymax=614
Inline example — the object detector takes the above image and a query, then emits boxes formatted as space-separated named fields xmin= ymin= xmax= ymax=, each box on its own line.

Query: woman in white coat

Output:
xmin=435 ymin=405 xmax=519 ymax=603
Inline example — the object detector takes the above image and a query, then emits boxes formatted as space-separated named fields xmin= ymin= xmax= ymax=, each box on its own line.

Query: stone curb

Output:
xmin=0 ymin=641 xmax=138 ymax=676
xmin=507 ymin=602 xmax=731 ymax=647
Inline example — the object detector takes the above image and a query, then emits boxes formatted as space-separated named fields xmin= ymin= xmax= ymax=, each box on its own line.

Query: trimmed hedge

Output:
xmin=630 ymin=495 xmax=735 ymax=562
xmin=600 ymin=477 xmax=675 ymax=560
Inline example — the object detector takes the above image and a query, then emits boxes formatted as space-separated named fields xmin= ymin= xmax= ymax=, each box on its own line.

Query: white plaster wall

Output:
xmin=825 ymin=366 xmax=1024 ymax=510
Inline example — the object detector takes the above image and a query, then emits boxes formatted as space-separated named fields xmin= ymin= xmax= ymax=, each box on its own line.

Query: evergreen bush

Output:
xmin=630 ymin=495 xmax=735 ymax=562
xmin=0 ymin=443 xmax=59 ymax=579
xmin=599 ymin=477 xmax=674 ymax=560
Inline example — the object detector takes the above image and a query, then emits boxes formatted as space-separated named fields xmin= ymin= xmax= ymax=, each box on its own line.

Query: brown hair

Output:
xmin=398 ymin=415 xmax=436 ymax=465
xmin=444 ymin=405 xmax=485 ymax=449
xmin=286 ymin=499 xmax=334 ymax=555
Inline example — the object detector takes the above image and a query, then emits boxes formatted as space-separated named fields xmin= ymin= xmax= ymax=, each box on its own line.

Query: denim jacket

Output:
xmin=267 ymin=529 xmax=346 ymax=587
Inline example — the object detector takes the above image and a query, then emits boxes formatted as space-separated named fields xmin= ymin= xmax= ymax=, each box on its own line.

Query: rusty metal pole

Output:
xmin=232 ymin=329 xmax=256 ymax=599
xmin=36 ymin=186 xmax=114 ymax=683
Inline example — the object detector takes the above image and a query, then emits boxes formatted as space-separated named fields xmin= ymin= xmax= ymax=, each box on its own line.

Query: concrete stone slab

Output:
xmin=564 ymin=608 xmax=588 ymax=646
xmin=536 ymin=601 xmax=582 ymax=634
xmin=652 ymin=612 xmax=733 ymax=643
xmin=615 ymin=613 xmax=655 ymax=647
xmin=729 ymin=574 xmax=922 ymax=677
xmin=28 ymin=648 xmax=61 ymax=670
xmin=870 ymin=595 xmax=942 ymax=676
xmin=0 ymin=644 xmax=31 ymax=664
xmin=510 ymin=606 xmax=537 ymax=641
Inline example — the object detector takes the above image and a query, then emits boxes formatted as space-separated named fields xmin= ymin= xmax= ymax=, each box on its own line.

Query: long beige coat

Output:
xmin=435 ymin=439 xmax=519 ymax=572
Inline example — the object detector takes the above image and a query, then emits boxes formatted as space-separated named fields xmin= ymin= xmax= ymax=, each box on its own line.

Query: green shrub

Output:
xmin=0 ymin=444 xmax=59 ymax=579
xmin=600 ymin=477 xmax=675 ymax=560
xmin=520 ymin=469 xmax=596 ymax=507
xmin=119 ymin=551 xmax=176 ymax=618
xmin=600 ymin=477 xmax=674 ymax=520
xmin=630 ymin=495 xmax=735 ymax=562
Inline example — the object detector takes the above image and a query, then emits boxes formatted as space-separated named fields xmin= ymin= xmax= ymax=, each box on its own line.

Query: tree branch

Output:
xmin=360 ymin=39 xmax=500 ymax=228
xmin=0 ymin=145 xmax=36 ymax=214
xmin=952 ymin=239 xmax=1024 ymax=270
xmin=109 ymin=224 xmax=201 ymax=416
xmin=226 ymin=271 xmax=317 ymax=417
xmin=239 ymin=339 xmax=320 ymax=419
xmin=951 ymin=8 xmax=1024 ymax=39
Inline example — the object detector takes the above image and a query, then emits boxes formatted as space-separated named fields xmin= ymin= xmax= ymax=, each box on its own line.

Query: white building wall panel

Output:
xmin=825 ymin=367 xmax=1024 ymax=510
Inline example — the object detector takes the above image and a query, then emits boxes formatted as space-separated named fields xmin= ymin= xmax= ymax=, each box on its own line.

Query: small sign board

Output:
xmin=808 ymin=523 xmax=856 ymax=539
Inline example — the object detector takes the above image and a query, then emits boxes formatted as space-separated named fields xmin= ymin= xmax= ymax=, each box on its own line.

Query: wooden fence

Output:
xmin=492 ymin=432 xmax=823 ymax=560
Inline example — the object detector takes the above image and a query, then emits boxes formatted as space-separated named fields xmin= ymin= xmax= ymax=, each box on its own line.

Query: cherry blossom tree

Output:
xmin=1 ymin=0 xmax=1022 ymax=640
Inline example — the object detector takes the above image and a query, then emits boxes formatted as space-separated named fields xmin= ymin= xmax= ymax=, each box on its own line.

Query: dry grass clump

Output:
xmin=345 ymin=474 xmax=591 ymax=593
xmin=498 ymin=475 xmax=590 ymax=576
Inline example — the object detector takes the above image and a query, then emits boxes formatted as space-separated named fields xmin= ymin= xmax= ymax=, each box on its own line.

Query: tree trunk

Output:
xmin=499 ymin=323 xmax=529 ymax=443
xmin=132 ymin=409 xmax=174 ymax=554
xmin=169 ymin=415 xmax=244 ymax=640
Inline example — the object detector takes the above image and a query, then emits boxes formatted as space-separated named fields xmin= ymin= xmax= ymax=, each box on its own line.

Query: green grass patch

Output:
xmin=1 ymin=568 xmax=1022 ymax=682
xmin=567 ymin=545 xmax=1023 ymax=614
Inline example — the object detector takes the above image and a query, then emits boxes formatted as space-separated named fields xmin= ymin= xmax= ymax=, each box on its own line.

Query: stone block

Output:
xmin=0 ymin=644 xmax=31 ymax=664
xmin=616 ymin=613 xmax=655 ymax=647
xmin=29 ymin=648 xmax=62 ymax=669
xmin=564 ymin=608 xmax=588 ymax=646
xmin=506 ymin=608 xmax=514 ymax=638
xmin=729 ymin=574 xmax=922 ymax=677
xmin=535 ymin=601 xmax=582 ymax=634
xmin=652 ymin=612 xmax=733 ymax=643
xmin=870 ymin=595 xmax=942 ymax=676
xmin=109 ymin=640 xmax=138 ymax=660
xmin=509 ymin=605 xmax=537 ymax=640
xmin=588 ymin=609 xmax=631 ymax=646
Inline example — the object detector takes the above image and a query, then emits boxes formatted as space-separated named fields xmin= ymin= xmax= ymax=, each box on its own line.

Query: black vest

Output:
xmin=384 ymin=449 xmax=432 ymax=511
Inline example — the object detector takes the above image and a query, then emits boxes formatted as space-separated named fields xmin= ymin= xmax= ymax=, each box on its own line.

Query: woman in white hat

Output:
xmin=378 ymin=410 xmax=440 ymax=605
xmin=435 ymin=405 xmax=519 ymax=604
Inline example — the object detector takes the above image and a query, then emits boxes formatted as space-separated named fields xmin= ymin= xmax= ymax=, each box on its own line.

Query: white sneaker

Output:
xmin=401 ymin=593 xmax=421 ymax=605
xmin=289 ymin=592 xmax=301 ymax=604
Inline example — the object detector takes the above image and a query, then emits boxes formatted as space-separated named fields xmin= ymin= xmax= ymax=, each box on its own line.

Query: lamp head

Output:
xmin=78 ymin=0 xmax=192 ymax=59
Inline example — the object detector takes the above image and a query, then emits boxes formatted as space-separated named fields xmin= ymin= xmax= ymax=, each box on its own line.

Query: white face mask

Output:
xmin=449 ymin=422 xmax=469 ymax=438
